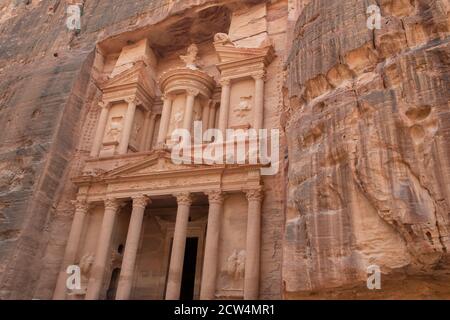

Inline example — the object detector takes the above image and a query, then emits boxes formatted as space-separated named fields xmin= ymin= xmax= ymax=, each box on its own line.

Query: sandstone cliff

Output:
xmin=0 ymin=0 xmax=449 ymax=300
xmin=284 ymin=0 xmax=450 ymax=298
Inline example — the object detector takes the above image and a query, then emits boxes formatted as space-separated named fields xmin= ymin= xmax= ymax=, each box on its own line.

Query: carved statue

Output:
xmin=236 ymin=250 xmax=246 ymax=280
xmin=106 ymin=117 xmax=123 ymax=141
xmin=226 ymin=250 xmax=238 ymax=278
xmin=180 ymin=44 xmax=199 ymax=70
xmin=194 ymin=105 xmax=202 ymax=122
xmin=174 ymin=111 xmax=184 ymax=127
xmin=80 ymin=253 xmax=95 ymax=276
xmin=234 ymin=96 xmax=252 ymax=118
xmin=222 ymin=249 xmax=246 ymax=291
xmin=131 ymin=120 xmax=142 ymax=144
xmin=214 ymin=33 xmax=234 ymax=46
xmin=226 ymin=250 xmax=246 ymax=281
xmin=71 ymin=253 xmax=95 ymax=295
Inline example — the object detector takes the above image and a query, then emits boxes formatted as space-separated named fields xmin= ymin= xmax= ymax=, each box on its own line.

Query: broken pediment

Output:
xmin=214 ymin=33 xmax=275 ymax=66
xmin=101 ymin=61 xmax=156 ymax=102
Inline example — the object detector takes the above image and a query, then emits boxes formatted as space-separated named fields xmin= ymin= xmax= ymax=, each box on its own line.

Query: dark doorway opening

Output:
xmin=180 ymin=237 xmax=199 ymax=300
xmin=106 ymin=268 xmax=121 ymax=300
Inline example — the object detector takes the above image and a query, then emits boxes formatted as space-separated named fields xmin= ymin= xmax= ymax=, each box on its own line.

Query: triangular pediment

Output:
xmin=101 ymin=61 xmax=155 ymax=97
xmin=103 ymin=150 xmax=209 ymax=179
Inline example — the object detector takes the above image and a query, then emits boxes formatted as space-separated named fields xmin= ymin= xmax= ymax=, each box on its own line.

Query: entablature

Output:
xmin=74 ymin=150 xmax=263 ymax=203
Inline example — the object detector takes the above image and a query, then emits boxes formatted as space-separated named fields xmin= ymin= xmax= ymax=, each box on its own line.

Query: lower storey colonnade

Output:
xmin=54 ymin=188 xmax=263 ymax=300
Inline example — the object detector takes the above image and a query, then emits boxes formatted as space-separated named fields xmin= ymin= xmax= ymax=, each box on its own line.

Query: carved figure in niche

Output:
xmin=105 ymin=117 xmax=123 ymax=142
xmin=131 ymin=120 xmax=142 ymax=145
xmin=71 ymin=253 xmax=95 ymax=295
xmin=234 ymin=96 xmax=252 ymax=118
xmin=236 ymin=250 xmax=245 ymax=279
xmin=194 ymin=104 xmax=202 ymax=122
xmin=174 ymin=111 xmax=184 ymax=127
xmin=224 ymin=249 xmax=246 ymax=290
xmin=226 ymin=250 xmax=238 ymax=278
xmin=180 ymin=44 xmax=199 ymax=70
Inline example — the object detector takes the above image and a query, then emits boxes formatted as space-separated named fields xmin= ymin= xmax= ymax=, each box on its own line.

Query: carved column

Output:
xmin=53 ymin=200 xmax=89 ymax=300
xmin=116 ymin=195 xmax=150 ymax=300
xmin=145 ymin=113 xmax=157 ymax=150
xmin=244 ymin=188 xmax=263 ymax=300
xmin=90 ymin=101 xmax=110 ymax=157
xmin=218 ymin=79 xmax=231 ymax=134
xmin=85 ymin=198 xmax=120 ymax=300
xmin=183 ymin=89 xmax=199 ymax=132
xmin=208 ymin=103 xmax=217 ymax=130
xmin=118 ymin=98 xmax=138 ymax=155
xmin=200 ymin=191 xmax=224 ymax=300
xmin=139 ymin=111 xmax=152 ymax=151
xmin=157 ymin=94 xmax=174 ymax=145
xmin=252 ymin=72 xmax=265 ymax=131
xmin=202 ymin=101 xmax=211 ymax=132
xmin=165 ymin=192 xmax=193 ymax=300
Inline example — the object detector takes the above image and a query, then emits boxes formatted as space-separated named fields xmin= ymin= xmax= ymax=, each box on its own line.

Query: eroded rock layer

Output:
xmin=0 ymin=0 xmax=448 ymax=300
xmin=284 ymin=0 xmax=450 ymax=298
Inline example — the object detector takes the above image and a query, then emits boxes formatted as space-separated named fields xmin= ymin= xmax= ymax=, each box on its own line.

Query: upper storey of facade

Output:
xmin=87 ymin=3 xmax=276 ymax=166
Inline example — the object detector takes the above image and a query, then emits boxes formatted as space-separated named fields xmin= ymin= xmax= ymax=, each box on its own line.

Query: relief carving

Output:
xmin=223 ymin=249 xmax=245 ymax=290
xmin=214 ymin=33 xmax=234 ymax=47
xmin=234 ymin=96 xmax=253 ymax=118
xmin=174 ymin=111 xmax=184 ymax=127
xmin=180 ymin=44 xmax=199 ymax=70
xmin=131 ymin=119 xmax=142 ymax=146
xmin=70 ymin=253 xmax=95 ymax=296
xmin=105 ymin=116 xmax=123 ymax=143
xmin=194 ymin=104 xmax=202 ymax=122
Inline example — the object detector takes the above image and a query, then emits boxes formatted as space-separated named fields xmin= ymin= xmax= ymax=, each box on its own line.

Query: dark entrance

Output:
xmin=106 ymin=268 xmax=121 ymax=300
xmin=180 ymin=237 xmax=199 ymax=300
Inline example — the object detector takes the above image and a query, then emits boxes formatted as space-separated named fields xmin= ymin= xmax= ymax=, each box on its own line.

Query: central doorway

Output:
xmin=180 ymin=237 xmax=199 ymax=300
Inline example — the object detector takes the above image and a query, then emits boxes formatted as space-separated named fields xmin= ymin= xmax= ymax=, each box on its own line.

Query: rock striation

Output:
xmin=0 ymin=0 xmax=448 ymax=299
xmin=284 ymin=0 xmax=450 ymax=298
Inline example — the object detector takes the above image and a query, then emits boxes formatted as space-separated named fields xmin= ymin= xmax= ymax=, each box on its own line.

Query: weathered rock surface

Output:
xmin=0 ymin=0 xmax=449 ymax=300
xmin=284 ymin=0 xmax=450 ymax=298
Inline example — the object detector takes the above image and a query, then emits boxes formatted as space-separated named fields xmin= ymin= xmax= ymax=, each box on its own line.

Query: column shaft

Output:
xmin=116 ymin=196 xmax=149 ymax=300
xmin=208 ymin=104 xmax=217 ymax=130
xmin=201 ymin=102 xmax=211 ymax=132
xmin=165 ymin=193 xmax=192 ymax=300
xmin=244 ymin=189 xmax=263 ymax=300
xmin=183 ymin=91 xmax=197 ymax=132
xmin=90 ymin=103 xmax=109 ymax=157
xmin=145 ymin=114 xmax=157 ymax=151
xmin=139 ymin=112 xmax=152 ymax=151
xmin=200 ymin=191 xmax=224 ymax=300
xmin=218 ymin=80 xmax=231 ymax=134
xmin=85 ymin=199 xmax=120 ymax=300
xmin=53 ymin=200 xmax=88 ymax=300
xmin=157 ymin=95 xmax=174 ymax=144
xmin=118 ymin=99 xmax=137 ymax=154
xmin=253 ymin=76 xmax=265 ymax=131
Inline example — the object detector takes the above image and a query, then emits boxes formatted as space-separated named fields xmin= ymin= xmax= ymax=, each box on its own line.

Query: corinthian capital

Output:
xmin=71 ymin=199 xmax=89 ymax=213
xmin=252 ymin=71 xmax=266 ymax=81
xmin=98 ymin=101 xmax=109 ymax=109
xmin=104 ymin=198 xmax=120 ymax=212
xmin=162 ymin=93 xmax=175 ymax=101
xmin=174 ymin=192 xmax=193 ymax=206
xmin=206 ymin=190 xmax=224 ymax=204
xmin=245 ymin=187 xmax=264 ymax=202
xmin=186 ymin=88 xmax=200 ymax=97
xmin=125 ymin=96 xmax=140 ymax=105
xmin=220 ymin=78 xmax=231 ymax=87
xmin=132 ymin=195 xmax=151 ymax=209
